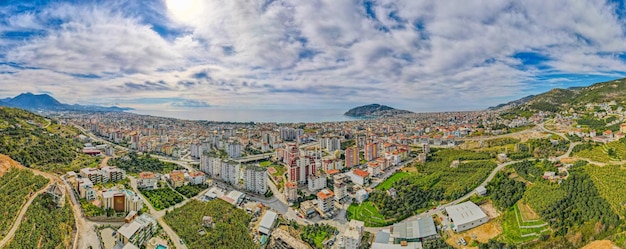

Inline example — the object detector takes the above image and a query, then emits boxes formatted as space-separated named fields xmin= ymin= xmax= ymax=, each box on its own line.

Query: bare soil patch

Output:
xmin=581 ymin=240 xmax=620 ymax=249
xmin=518 ymin=202 xmax=540 ymax=221
xmin=445 ymin=220 xmax=502 ymax=249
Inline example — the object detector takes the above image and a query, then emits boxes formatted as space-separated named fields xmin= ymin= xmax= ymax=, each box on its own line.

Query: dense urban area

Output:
xmin=2 ymin=80 xmax=626 ymax=249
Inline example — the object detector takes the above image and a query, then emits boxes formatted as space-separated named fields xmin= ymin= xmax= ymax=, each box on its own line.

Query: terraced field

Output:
xmin=0 ymin=168 xmax=49 ymax=239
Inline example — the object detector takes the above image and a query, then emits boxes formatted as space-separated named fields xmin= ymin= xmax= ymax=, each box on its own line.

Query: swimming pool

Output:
xmin=156 ymin=244 xmax=168 ymax=249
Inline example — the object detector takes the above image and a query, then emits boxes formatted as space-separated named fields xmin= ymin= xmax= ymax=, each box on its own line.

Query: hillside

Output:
xmin=492 ymin=78 xmax=626 ymax=112
xmin=0 ymin=107 xmax=96 ymax=173
xmin=344 ymin=103 xmax=412 ymax=117
xmin=0 ymin=154 xmax=23 ymax=176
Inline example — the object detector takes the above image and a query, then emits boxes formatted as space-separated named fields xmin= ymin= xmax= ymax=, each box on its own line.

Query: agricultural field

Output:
xmin=140 ymin=187 xmax=185 ymax=210
xmin=574 ymin=140 xmax=626 ymax=163
xmin=347 ymin=201 xmax=390 ymax=227
xmin=375 ymin=171 xmax=409 ymax=191
xmin=6 ymin=194 xmax=75 ymax=249
xmin=585 ymin=164 xmax=626 ymax=215
xmin=0 ymin=168 xmax=49 ymax=239
xmin=501 ymin=202 xmax=550 ymax=244
xmin=523 ymin=181 xmax=566 ymax=215
xmin=164 ymin=199 xmax=256 ymax=249
xmin=108 ymin=152 xmax=183 ymax=173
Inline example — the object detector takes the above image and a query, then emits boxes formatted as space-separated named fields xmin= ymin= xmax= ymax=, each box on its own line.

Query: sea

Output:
xmin=131 ymin=108 xmax=359 ymax=123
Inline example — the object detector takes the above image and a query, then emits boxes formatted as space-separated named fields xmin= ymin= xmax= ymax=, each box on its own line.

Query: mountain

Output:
xmin=344 ymin=104 xmax=412 ymax=117
xmin=491 ymin=78 xmax=626 ymax=112
xmin=0 ymin=93 xmax=132 ymax=112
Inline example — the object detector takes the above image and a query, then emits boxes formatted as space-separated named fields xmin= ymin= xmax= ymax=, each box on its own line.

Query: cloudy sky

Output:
xmin=1 ymin=0 xmax=626 ymax=112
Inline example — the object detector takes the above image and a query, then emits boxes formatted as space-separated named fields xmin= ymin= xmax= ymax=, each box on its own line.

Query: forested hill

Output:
xmin=491 ymin=78 xmax=626 ymax=112
xmin=0 ymin=107 xmax=93 ymax=173
xmin=344 ymin=103 xmax=413 ymax=117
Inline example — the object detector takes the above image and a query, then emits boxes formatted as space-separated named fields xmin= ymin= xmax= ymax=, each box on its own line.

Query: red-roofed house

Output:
xmin=351 ymin=169 xmax=370 ymax=186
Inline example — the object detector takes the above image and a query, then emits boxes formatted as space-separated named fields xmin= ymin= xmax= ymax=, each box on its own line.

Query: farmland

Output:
xmin=140 ymin=187 xmax=185 ymax=210
xmin=164 ymin=199 xmax=256 ymax=249
xmin=501 ymin=202 xmax=550 ymax=244
xmin=0 ymin=168 xmax=49 ymax=239
xmin=375 ymin=171 xmax=409 ymax=191
xmin=6 ymin=194 xmax=74 ymax=249
xmin=347 ymin=201 xmax=390 ymax=227
xmin=585 ymin=164 xmax=626 ymax=215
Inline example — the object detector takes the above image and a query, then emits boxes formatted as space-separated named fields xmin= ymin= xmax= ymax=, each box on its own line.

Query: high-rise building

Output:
xmin=320 ymin=136 xmax=341 ymax=152
xmin=345 ymin=147 xmax=359 ymax=167
xmin=317 ymin=189 xmax=335 ymax=213
xmin=244 ymin=166 xmax=267 ymax=194
xmin=365 ymin=142 xmax=378 ymax=161
xmin=220 ymin=160 xmax=240 ymax=185
xmin=200 ymin=153 xmax=222 ymax=177
xmin=341 ymin=220 xmax=364 ymax=249
xmin=284 ymin=182 xmax=298 ymax=202
xmin=227 ymin=142 xmax=242 ymax=158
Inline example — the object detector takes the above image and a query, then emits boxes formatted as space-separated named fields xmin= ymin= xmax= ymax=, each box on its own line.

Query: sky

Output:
xmin=1 ymin=0 xmax=626 ymax=112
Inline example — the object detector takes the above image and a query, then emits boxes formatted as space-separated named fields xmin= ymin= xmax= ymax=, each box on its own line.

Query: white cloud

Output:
xmin=2 ymin=0 xmax=626 ymax=111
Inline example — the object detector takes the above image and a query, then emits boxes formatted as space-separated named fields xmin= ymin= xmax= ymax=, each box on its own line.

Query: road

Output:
xmin=128 ymin=176 xmax=191 ymax=249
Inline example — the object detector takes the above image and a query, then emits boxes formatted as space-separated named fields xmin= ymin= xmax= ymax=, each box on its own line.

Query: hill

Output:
xmin=0 ymin=92 xmax=132 ymax=112
xmin=0 ymin=107 xmax=97 ymax=173
xmin=492 ymin=78 xmax=626 ymax=112
xmin=344 ymin=103 xmax=412 ymax=117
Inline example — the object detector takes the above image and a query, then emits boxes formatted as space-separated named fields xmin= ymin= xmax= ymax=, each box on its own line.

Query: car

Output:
xmin=180 ymin=239 xmax=185 ymax=245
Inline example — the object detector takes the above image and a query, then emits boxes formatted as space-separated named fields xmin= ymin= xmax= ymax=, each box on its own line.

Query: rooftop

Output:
xmin=353 ymin=169 xmax=370 ymax=178
xmin=317 ymin=189 xmax=335 ymax=199
xmin=392 ymin=217 xmax=437 ymax=239
xmin=444 ymin=201 xmax=488 ymax=225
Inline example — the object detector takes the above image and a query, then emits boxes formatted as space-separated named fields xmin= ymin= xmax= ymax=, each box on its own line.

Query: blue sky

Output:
xmin=1 ymin=0 xmax=626 ymax=111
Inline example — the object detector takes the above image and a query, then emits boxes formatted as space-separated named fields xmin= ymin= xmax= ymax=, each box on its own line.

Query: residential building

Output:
xmin=320 ymin=136 xmax=341 ymax=152
xmin=351 ymin=169 xmax=370 ymax=186
xmin=76 ymin=178 xmax=96 ymax=201
xmin=334 ymin=181 xmax=347 ymax=203
xmin=103 ymin=189 xmax=143 ymax=213
xmin=621 ymin=123 xmax=626 ymax=133
xmin=168 ymin=171 xmax=185 ymax=188
xmin=345 ymin=147 xmax=359 ymax=168
xmin=101 ymin=166 xmax=126 ymax=182
xmin=288 ymin=156 xmax=315 ymax=184
xmin=187 ymin=171 xmax=206 ymax=185
xmin=342 ymin=220 xmax=365 ymax=249
xmin=317 ymin=189 xmax=335 ymax=213
xmin=80 ymin=168 xmax=104 ymax=184
xmin=244 ymin=166 xmax=267 ymax=194
xmin=137 ymin=172 xmax=157 ymax=189
xmin=284 ymin=181 xmax=298 ymax=202
xmin=307 ymin=174 xmax=327 ymax=192
xmin=116 ymin=214 xmax=157 ymax=248
xmin=355 ymin=189 xmax=368 ymax=203
xmin=367 ymin=161 xmax=381 ymax=176
xmin=365 ymin=143 xmax=378 ymax=161
xmin=445 ymin=201 xmax=489 ymax=232
xmin=221 ymin=160 xmax=241 ymax=186
xmin=200 ymin=153 xmax=221 ymax=177
xmin=227 ymin=142 xmax=242 ymax=158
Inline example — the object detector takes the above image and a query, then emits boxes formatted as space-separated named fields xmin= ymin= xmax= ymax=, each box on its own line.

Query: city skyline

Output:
xmin=2 ymin=0 xmax=626 ymax=112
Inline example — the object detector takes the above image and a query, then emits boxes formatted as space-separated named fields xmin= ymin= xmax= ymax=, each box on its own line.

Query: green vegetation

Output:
xmin=259 ymin=160 xmax=272 ymax=167
xmin=501 ymin=203 xmax=550 ymax=244
xmin=525 ymin=138 xmax=569 ymax=158
xmin=80 ymin=198 xmax=105 ymax=217
xmin=510 ymin=160 xmax=548 ymax=182
xmin=574 ymin=139 xmax=626 ymax=162
xmin=522 ymin=182 xmax=566 ymax=215
xmin=487 ymin=172 xmax=526 ymax=210
xmin=340 ymin=140 xmax=355 ymax=150
xmin=422 ymin=238 xmax=454 ymax=249
xmin=375 ymin=171 xmax=409 ymax=191
xmin=485 ymin=138 xmax=520 ymax=147
xmin=478 ymin=239 xmax=515 ymax=249
xmin=6 ymin=194 xmax=74 ymax=249
xmin=300 ymin=224 xmax=337 ymax=249
xmin=0 ymin=107 xmax=86 ymax=173
xmin=347 ymin=201 xmax=389 ymax=227
xmin=175 ymin=184 xmax=209 ymax=198
xmin=108 ymin=152 xmax=183 ymax=173
xmin=164 ymin=199 xmax=256 ymax=249
xmin=369 ymin=178 xmax=443 ymax=222
xmin=140 ymin=187 xmax=185 ymax=210
xmin=0 ymin=168 xmax=49 ymax=239
xmin=585 ymin=164 xmax=626 ymax=216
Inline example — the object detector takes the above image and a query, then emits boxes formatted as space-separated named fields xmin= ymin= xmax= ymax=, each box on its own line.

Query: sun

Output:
xmin=165 ymin=0 xmax=201 ymax=23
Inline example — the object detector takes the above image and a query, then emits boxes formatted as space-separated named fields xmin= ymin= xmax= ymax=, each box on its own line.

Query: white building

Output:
xmin=258 ymin=210 xmax=278 ymax=235
xmin=317 ymin=189 xmax=335 ymax=213
xmin=187 ymin=171 xmax=207 ymax=185
xmin=137 ymin=172 xmax=157 ymax=189
xmin=220 ymin=160 xmax=241 ymax=186
xmin=307 ymin=174 xmax=327 ymax=192
xmin=244 ymin=166 xmax=267 ymax=194
xmin=101 ymin=166 xmax=126 ymax=182
xmin=76 ymin=178 xmax=96 ymax=201
xmin=102 ymin=189 xmax=143 ymax=213
xmin=227 ymin=142 xmax=242 ymax=159
xmin=116 ymin=214 xmax=157 ymax=248
xmin=445 ymin=201 xmax=489 ymax=232
xmin=200 ymin=154 xmax=222 ymax=177
xmin=355 ymin=189 xmax=368 ymax=203
xmin=320 ymin=136 xmax=341 ymax=152
xmin=392 ymin=217 xmax=438 ymax=242
xmin=342 ymin=220 xmax=364 ymax=249
xmin=334 ymin=181 xmax=347 ymax=203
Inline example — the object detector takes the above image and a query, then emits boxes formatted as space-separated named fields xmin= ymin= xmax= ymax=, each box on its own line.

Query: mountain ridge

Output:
xmin=0 ymin=92 xmax=132 ymax=112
